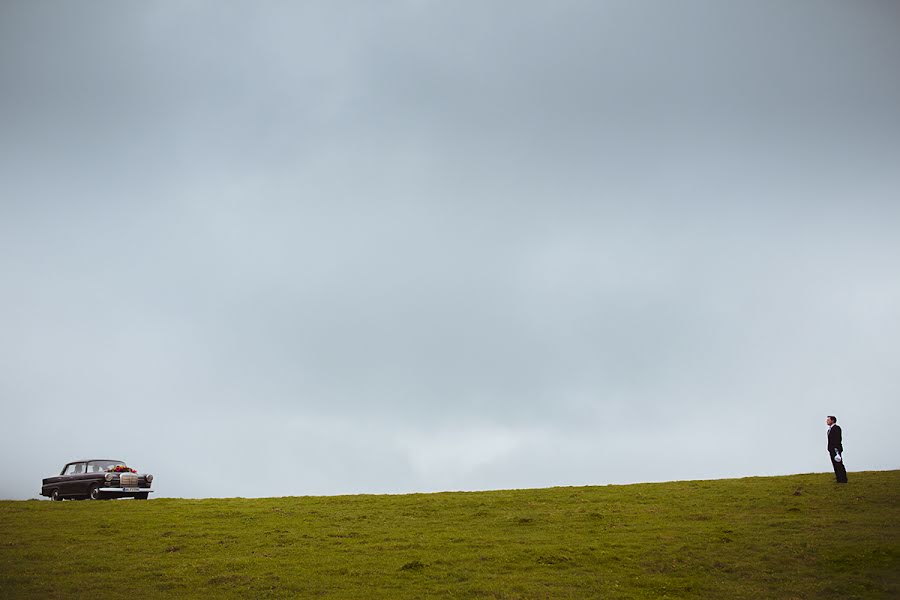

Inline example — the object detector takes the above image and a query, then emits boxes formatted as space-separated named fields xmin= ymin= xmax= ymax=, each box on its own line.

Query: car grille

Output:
xmin=120 ymin=473 xmax=139 ymax=487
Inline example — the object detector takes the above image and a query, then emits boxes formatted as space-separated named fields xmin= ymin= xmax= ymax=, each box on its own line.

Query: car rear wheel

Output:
xmin=88 ymin=484 xmax=102 ymax=500
xmin=50 ymin=489 xmax=62 ymax=501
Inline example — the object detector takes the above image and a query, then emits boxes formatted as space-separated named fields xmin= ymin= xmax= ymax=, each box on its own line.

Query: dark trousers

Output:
xmin=829 ymin=453 xmax=848 ymax=483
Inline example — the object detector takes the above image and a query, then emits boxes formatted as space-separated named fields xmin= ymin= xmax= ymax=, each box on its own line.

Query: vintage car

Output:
xmin=41 ymin=459 xmax=154 ymax=500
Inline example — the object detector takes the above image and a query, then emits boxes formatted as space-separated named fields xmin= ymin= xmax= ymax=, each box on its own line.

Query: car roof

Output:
xmin=68 ymin=459 xmax=124 ymax=464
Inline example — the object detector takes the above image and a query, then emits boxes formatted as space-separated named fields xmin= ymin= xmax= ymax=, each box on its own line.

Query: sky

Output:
xmin=1 ymin=1 xmax=899 ymax=499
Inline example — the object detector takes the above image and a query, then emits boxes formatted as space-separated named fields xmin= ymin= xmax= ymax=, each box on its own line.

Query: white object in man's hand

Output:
xmin=834 ymin=453 xmax=842 ymax=463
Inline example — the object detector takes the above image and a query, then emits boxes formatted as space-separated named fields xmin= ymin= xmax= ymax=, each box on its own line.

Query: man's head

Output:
xmin=826 ymin=416 xmax=837 ymax=426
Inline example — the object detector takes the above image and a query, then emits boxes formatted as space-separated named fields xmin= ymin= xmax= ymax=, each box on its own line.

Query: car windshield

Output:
xmin=88 ymin=460 xmax=125 ymax=473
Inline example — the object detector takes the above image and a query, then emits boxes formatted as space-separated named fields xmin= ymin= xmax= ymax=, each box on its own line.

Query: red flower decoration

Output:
xmin=107 ymin=465 xmax=138 ymax=473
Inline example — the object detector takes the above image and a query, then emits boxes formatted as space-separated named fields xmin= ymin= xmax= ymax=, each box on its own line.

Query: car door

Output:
xmin=59 ymin=462 xmax=87 ymax=496
xmin=71 ymin=462 xmax=96 ymax=496
xmin=57 ymin=463 xmax=76 ymax=496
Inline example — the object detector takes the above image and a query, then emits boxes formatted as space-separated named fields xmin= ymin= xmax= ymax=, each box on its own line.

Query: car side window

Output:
xmin=64 ymin=463 xmax=86 ymax=475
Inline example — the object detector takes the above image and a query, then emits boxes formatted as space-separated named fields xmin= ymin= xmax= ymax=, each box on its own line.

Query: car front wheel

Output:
xmin=88 ymin=484 xmax=102 ymax=500
xmin=51 ymin=489 xmax=62 ymax=501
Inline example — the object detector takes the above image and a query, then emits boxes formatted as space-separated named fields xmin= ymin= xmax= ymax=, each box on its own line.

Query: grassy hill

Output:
xmin=1 ymin=471 xmax=897 ymax=599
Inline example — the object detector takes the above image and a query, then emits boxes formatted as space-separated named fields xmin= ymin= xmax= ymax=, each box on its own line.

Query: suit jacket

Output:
xmin=827 ymin=425 xmax=843 ymax=454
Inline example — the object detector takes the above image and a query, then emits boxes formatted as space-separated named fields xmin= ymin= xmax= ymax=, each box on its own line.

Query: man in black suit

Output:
xmin=826 ymin=415 xmax=848 ymax=483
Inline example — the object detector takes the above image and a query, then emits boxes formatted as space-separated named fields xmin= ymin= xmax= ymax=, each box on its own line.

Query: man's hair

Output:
xmin=828 ymin=415 xmax=837 ymax=423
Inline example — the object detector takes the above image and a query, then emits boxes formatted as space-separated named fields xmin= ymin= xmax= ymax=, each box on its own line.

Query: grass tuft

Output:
xmin=399 ymin=560 xmax=426 ymax=571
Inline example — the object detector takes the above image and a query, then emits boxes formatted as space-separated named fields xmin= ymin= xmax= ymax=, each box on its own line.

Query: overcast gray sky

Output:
xmin=2 ymin=1 xmax=899 ymax=499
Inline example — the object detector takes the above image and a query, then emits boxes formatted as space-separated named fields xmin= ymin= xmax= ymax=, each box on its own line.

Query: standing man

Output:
xmin=826 ymin=416 xmax=848 ymax=483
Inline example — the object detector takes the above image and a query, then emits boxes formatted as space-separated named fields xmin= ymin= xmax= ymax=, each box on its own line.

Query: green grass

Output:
xmin=1 ymin=471 xmax=898 ymax=599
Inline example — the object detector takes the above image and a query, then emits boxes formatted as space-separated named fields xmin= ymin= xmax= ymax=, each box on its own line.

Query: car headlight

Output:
xmin=105 ymin=473 xmax=114 ymax=482
xmin=146 ymin=474 xmax=153 ymax=483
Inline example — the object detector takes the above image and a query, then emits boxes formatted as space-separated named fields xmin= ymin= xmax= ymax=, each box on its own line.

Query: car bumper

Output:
xmin=99 ymin=488 xmax=154 ymax=493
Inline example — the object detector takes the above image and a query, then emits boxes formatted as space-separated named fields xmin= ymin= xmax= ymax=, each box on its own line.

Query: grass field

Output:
xmin=1 ymin=470 xmax=897 ymax=599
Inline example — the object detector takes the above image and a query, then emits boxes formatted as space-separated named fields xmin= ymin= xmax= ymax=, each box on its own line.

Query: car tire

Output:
xmin=134 ymin=493 xmax=149 ymax=500
xmin=88 ymin=484 xmax=102 ymax=501
xmin=51 ymin=488 xmax=62 ymax=501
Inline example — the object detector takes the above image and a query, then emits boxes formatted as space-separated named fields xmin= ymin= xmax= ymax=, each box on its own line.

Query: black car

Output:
xmin=41 ymin=459 xmax=154 ymax=500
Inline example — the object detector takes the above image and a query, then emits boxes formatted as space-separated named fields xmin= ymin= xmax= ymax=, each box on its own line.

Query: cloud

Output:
xmin=1 ymin=1 xmax=899 ymax=499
